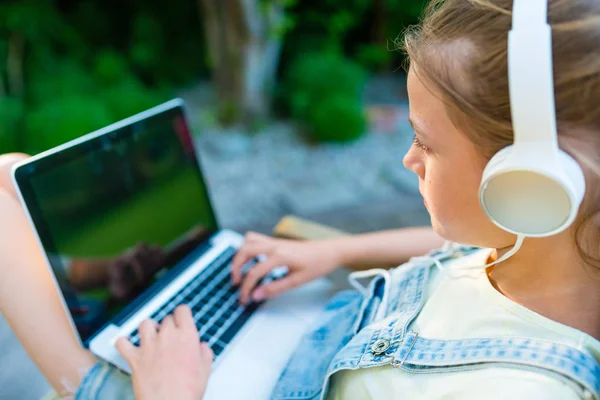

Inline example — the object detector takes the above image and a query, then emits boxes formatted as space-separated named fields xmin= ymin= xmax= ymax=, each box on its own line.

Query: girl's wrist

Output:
xmin=321 ymin=236 xmax=355 ymax=269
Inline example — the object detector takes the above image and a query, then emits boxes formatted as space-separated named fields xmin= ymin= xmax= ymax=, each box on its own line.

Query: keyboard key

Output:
xmin=192 ymin=303 xmax=203 ymax=313
xmin=212 ymin=342 xmax=225 ymax=357
xmin=184 ymin=294 xmax=196 ymax=303
xmin=206 ymin=326 xmax=219 ymax=337
xmin=125 ymin=246 xmax=261 ymax=359
xmin=218 ymin=303 xmax=260 ymax=346
xmin=200 ymin=333 xmax=211 ymax=343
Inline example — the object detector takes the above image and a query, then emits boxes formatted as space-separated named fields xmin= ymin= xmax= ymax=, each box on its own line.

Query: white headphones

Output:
xmin=479 ymin=0 xmax=586 ymax=238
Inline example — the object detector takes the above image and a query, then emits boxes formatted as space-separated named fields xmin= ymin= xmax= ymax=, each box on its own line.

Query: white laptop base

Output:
xmin=87 ymin=229 xmax=344 ymax=400
xmin=204 ymin=276 xmax=340 ymax=400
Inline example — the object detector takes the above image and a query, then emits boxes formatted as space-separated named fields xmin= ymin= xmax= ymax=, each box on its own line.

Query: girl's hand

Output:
xmin=116 ymin=305 xmax=213 ymax=400
xmin=231 ymin=232 xmax=341 ymax=304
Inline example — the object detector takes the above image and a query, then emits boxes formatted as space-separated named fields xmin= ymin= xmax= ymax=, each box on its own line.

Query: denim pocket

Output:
xmin=76 ymin=362 xmax=135 ymax=400
xmin=270 ymin=290 xmax=364 ymax=400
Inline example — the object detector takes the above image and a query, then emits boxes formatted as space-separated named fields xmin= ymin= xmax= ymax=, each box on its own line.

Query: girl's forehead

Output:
xmin=407 ymin=68 xmax=485 ymax=161
xmin=407 ymin=70 xmax=452 ymax=133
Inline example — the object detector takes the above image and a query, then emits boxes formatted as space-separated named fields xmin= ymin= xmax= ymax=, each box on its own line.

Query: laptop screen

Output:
xmin=14 ymin=100 xmax=219 ymax=342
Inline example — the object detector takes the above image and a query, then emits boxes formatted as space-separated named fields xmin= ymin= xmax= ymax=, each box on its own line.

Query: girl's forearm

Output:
xmin=328 ymin=226 xmax=444 ymax=270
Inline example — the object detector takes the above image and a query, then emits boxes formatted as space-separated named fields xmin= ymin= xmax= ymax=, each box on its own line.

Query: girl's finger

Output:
xmin=201 ymin=342 xmax=214 ymax=362
xmin=251 ymin=274 xmax=302 ymax=301
xmin=115 ymin=337 xmax=138 ymax=365
xmin=238 ymin=256 xmax=281 ymax=304
xmin=230 ymin=241 xmax=272 ymax=286
xmin=138 ymin=319 xmax=158 ymax=344
xmin=160 ymin=314 xmax=175 ymax=334
xmin=174 ymin=305 xmax=195 ymax=330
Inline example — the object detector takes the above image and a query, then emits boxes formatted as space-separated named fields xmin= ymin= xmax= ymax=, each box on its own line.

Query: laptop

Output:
xmin=12 ymin=99 xmax=341 ymax=399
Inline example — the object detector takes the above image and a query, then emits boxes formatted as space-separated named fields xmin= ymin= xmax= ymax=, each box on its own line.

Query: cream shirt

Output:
xmin=328 ymin=248 xmax=600 ymax=400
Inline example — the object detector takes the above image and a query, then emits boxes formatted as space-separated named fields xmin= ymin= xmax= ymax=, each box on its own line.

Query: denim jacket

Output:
xmin=77 ymin=246 xmax=600 ymax=400
xmin=270 ymin=245 xmax=600 ymax=400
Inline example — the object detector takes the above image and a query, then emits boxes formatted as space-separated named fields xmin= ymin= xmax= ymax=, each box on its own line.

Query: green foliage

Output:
xmin=25 ymin=96 xmax=114 ymax=152
xmin=286 ymin=52 xmax=365 ymax=118
xmin=92 ymin=50 xmax=167 ymax=121
xmin=308 ymin=95 xmax=366 ymax=142
xmin=94 ymin=50 xmax=131 ymax=85
xmin=28 ymin=61 xmax=96 ymax=103
xmin=387 ymin=0 xmax=428 ymax=24
xmin=281 ymin=0 xmax=428 ymax=73
xmin=23 ymin=78 xmax=165 ymax=153
xmin=21 ymin=56 xmax=165 ymax=152
xmin=0 ymin=98 xmax=25 ymax=152
xmin=355 ymin=44 xmax=394 ymax=71
xmin=260 ymin=0 xmax=299 ymax=38
xmin=285 ymin=52 xmax=366 ymax=142
xmin=129 ymin=14 xmax=164 ymax=72
xmin=281 ymin=0 xmax=371 ymax=57
xmin=277 ymin=0 xmax=428 ymax=139
xmin=0 ymin=0 xmax=200 ymax=155
xmin=101 ymin=79 xmax=165 ymax=122
xmin=0 ymin=0 xmax=430 ymax=153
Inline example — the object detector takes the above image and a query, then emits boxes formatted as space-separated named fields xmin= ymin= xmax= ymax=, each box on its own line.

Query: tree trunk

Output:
xmin=199 ymin=0 xmax=283 ymax=128
xmin=371 ymin=0 xmax=390 ymax=72
xmin=7 ymin=33 xmax=25 ymax=98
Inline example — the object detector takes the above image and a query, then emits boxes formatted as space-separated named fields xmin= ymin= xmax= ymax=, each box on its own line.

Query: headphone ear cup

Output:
xmin=557 ymin=149 xmax=587 ymax=206
xmin=481 ymin=146 xmax=513 ymax=176
xmin=479 ymin=146 xmax=584 ymax=236
xmin=556 ymin=149 xmax=587 ymax=229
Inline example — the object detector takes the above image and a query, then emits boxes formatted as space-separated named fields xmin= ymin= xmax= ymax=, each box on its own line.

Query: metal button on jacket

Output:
xmin=371 ymin=338 xmax=391 ymax=355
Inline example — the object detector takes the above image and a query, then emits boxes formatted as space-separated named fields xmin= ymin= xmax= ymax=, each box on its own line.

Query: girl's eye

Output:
xmin=412 ymin=134 xmax=430 ymax=153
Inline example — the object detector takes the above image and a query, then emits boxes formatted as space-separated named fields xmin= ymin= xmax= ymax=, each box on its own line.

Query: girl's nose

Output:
xmin=403 ymin=146 xmax=425 ymax=180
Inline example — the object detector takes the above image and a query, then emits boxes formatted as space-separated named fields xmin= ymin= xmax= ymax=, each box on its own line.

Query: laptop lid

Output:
xmin=13 ymin=99 xmax=219 ymax=343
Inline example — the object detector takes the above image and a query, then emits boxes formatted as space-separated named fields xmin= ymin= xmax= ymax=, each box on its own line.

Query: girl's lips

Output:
xmin=419 ymin=189 xmax=427 ymax=207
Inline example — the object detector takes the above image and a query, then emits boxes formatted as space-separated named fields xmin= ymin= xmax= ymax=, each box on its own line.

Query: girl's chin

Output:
xmin=429 ymin=218 xmax=452 ymax=242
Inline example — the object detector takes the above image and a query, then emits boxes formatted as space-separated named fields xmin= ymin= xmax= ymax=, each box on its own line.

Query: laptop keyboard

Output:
xmin=128 ymin=246 xmax=260 ymax=360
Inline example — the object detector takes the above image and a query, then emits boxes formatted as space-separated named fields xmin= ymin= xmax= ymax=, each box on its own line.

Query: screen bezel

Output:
xmin=11 ymin=98 xmax=220 ymax=343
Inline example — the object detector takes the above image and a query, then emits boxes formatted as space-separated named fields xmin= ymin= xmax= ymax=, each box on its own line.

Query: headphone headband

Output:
xmin=508 ymin=0 xmax=557 ymax=146
xmin=479 ymin=0 xmax=586 ymax=237
xmin=511 ymin=0 xmax=548 ymax=27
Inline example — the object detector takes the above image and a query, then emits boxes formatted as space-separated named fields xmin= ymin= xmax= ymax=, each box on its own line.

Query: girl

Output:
xmin=1 ymin=0 xmax=599 ymax=398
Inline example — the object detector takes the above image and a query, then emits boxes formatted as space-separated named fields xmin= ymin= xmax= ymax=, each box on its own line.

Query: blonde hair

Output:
xmin=403 ymin=0 xmax=600 ymax=272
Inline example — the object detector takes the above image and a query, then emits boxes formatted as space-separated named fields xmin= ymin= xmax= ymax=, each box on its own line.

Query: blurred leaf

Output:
xmin=355 ymin=44 xmax=393 ymax=70
xmin=0 ymin=0 xmax=204 ymax=153
xmin=129 ymin=14 xmax=163 ymax=70
xmin=329 ymin=11 xmax=356 ymax=35
xmin=94 ymin=50 xmax=130 ymax=85
xmin=269 ymin=15 xmax=296 ymax=38
xmin=101 ymin=79 xmax=166 ymax=121
xmin=0 ymin=97 xmax=25 ymax=153
xmin=308 ymin=95 xmax=366 ymax=142
xmin=1 ymin=0 xmax=80 ymax=48
xmin=25 ymin=95 xmax=114 ymax=153
xmin=28 ymin=61 xmax=96 ymax=103
xmin=285 ymin=51 xmax=365 ymax=118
